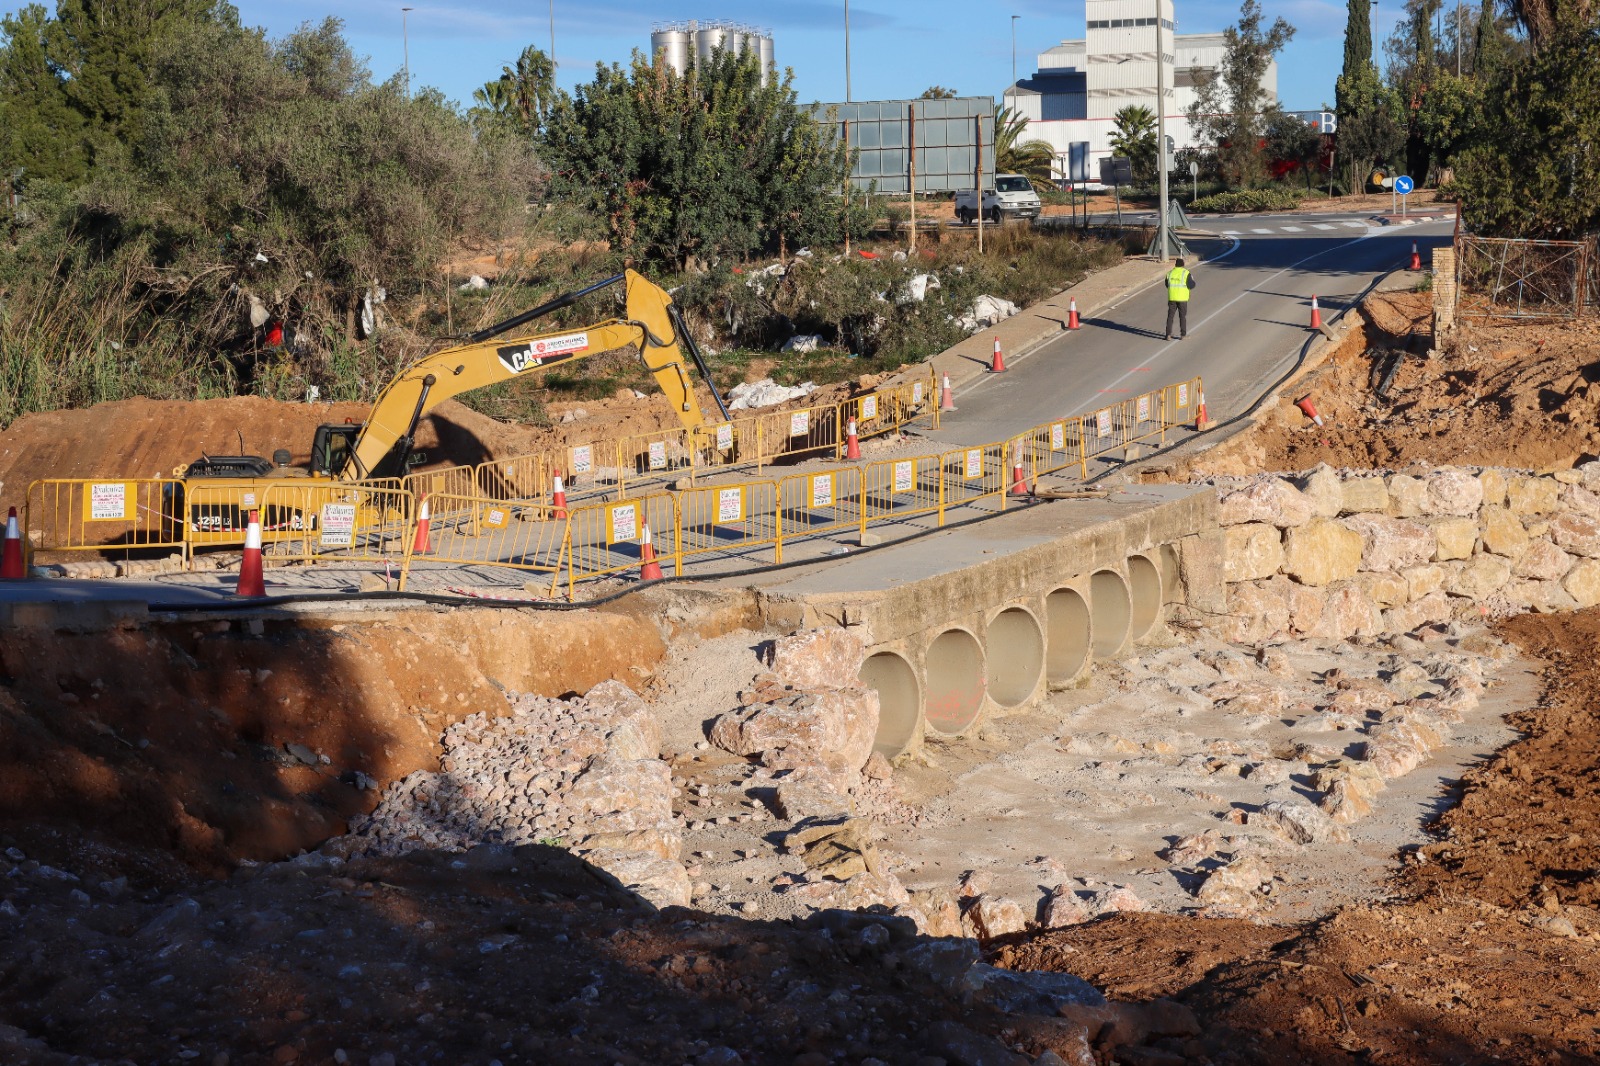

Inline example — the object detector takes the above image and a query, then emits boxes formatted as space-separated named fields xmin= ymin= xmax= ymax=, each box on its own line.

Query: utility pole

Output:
xmin=549 ymin=1 xmax=556 ymax=73
xmin=976 ymin=114 xmax=985 ymax=255
xmin=1155 ymin=0 xmax=1170 ymax=262
xmin=845 ymin=0 xmax=852 ymax=102
xmin=1011 ymin=15 xmax=1019 ymax=108
xmin=908 ymin=103 xmax=918 ymax=255
xmin=401 ymin=7 xmax=414 ymax=99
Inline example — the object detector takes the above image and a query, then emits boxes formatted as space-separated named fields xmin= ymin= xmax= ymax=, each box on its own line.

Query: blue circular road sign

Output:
xmin=1394 ymin=175 xmax=1414 ymax=195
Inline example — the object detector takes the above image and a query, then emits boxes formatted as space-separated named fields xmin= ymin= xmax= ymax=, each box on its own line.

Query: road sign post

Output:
xmin=1394 ymin=174 xmax=1414 ymax=218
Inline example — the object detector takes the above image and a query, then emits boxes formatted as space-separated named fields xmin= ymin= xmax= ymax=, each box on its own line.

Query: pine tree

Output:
xmin=0 ymin=4 xmax=87 ymax=185
xmin=1338 ymin=0 xmax=1373 ymax=115
xmin=1475 ymin=0 xmax=1507 ymax=75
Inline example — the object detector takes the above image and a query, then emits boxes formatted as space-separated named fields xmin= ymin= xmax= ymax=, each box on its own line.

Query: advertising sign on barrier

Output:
xmin=893 ymin=460 xmax=914 ymax=492
xmin=1095 ymin=408 xmax=1113 ymax=436
xmin=964 ymin=449 xmax=983 ymax=479
xmin=1050 ymin=423 xmax=1065 ymax=450
xmin=716 ymin=423 xmax=734 ymax=451
xmin=85 ymin=482 xmax=132 ymax=522
xmin=573 ymin=445 xmax=593 ymax=474
xmin=648 ymin=441 xmax=668 ymax=470
xmin=1136 ymin=395 xmax=1151 ymax=423
xmin=717 ymin=487 xmax=744 ymax=524
xmin=1177 ymin=383 xmax=1190 ymax=408
xmin=482 ymin=506 xmax=510 ymax=530
xmin=608 ymin=502 xmax=639 ymax=543
xmin=861 ymin=395 xmax=878 ymax=420
xmin=319 ymin=503 xmax=356 ymax=547
xmin=790 ymin=411 xmax=810 ymax=437
xmin=810 ymin=473 xmax=834 ymax=508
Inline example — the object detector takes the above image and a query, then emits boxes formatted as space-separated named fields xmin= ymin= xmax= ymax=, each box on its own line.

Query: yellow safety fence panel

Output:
xmin=775 ymin=467 xmax=863 ymax=561
xmin=565 ymin=491 xmax=679 ymax=593
xmin=615 ymin=426 xmax=697 ymax=495
xmin=676 ymin=480 xmax=781 ymax=566
xmin=174 ymin=478 xmax=405 ymax=550
xmin=403 ymin=464 xmax=478 ymax=527
xmin=938 ymin=442 xmax=1009 ymax=509
xmin=409 ymin=493 xmax=571 ymax=595
xmin=1020 ymin=418 xmax=1087 ymax=481
xmin=195 ymin=481 xmax=413 ymax=565
xmin=26 ymin=478 xmax=188 ymax=557
xmin=858 ymin=453 xmax=945 ymax=532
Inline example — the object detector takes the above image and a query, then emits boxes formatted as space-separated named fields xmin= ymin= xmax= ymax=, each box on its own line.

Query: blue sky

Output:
xmin=234 ymin=0 xmax=1405 ymax=114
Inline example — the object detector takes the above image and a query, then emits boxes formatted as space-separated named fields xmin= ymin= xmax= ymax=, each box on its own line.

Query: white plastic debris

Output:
xmin=781 ymin=335 xmax=823 ymax=354
xmin=727 ymin=378 xmax=818 ymax=410
xmin=459 ymin=274 xmax=490 ymax=292
xmin=956 ymin=294 xmax=1021 ymax=332
xmin=898 ymin=273 xmax=941 ymax=304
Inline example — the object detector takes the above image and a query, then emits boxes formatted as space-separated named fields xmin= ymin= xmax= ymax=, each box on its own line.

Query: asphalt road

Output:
xmin=930 ymin=213 xmax=1455 ymax=448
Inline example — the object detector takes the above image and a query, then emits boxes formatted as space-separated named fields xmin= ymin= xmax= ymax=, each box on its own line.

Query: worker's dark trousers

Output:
xmin=1165 ymin=301 xmax=1188 ymax=339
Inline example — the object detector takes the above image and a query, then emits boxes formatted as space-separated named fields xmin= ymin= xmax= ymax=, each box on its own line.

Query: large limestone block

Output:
xmin=1503 ymin=579 xmax=1579 ymax=614
xmin=1513 ymin=540 xmax=1575 ymax=581
xmin=585 ymin=680 xmax=663 ymax=760
xmin=1217 ymin=479 xmax=1314 ymax=528
xmin=1295 ymin=464 xmax=1344 ymax=518
xmin=1579 ymin=460 xmax=1600 ymax=492
xmin=1345 ymin=514 xmax=1436 ymax=572
xmin=1561 ymin=484 xmax=1600 ymax=520
xmin=1563 ymin=558 xmax=1600 ymax=608
xmin=1401 ymin=562 xmax=1452 ymax=600
xmin=1507 ymin=476 xmax=1562 ymax=516
xmin=1223 ymin=523 xmax=1285 ymax=581
xmin=1382 ymin=590 xmax=1452 ymax=634
xmin=1447 ymin=554 xmax=1512 ymax=600
xmin=711 ymin=688 xmax=880 ymax=769
xmin=1481 ymin=506 xmax=1531 ymax=557
xmin=1341 ymin=478 xmax=1391 ymax=515
xmin=1351 ymin=571 xmax=1410 ymax=608
xmin=1550 ymin=512 xmax=1600 ymax=558
xmin=1283 ymin=520 xmax=1364 ymax=586
xmin=585 ymin=848 xmax=691 ymax=909
xmin=1426 ymin=518 xmax=1477 ymax=561
xmin=1478 ymin=469 xmax=1508 ymax=509
xmin=1386 ymin=474 xmax=1427 ymax=518
xmin=770 ymin=627 xmax=867 ymax=691
xmin=1424 ymin=469 xmax=1485 ymax=516
xmin=1287 ymin=581 xmax=1326 ymax=635
xmin=1312 ymin=583 xmax=1381 ymax=642
xmin=566 ymin=755 xmax=674 ymax=833
xmin=1252 ymin=799 xmax=1349 ymax=845
xmin=1221 ymin=578 xmax=1291 ymax=644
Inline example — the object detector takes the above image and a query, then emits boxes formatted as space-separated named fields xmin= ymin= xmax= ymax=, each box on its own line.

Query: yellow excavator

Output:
xmin=172 ymin=269 xmax=729 ymax=542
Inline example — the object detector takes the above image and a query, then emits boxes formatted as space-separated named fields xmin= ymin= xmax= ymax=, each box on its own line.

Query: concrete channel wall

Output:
xmin=718 ymin=483 xmax=1225 ymax=758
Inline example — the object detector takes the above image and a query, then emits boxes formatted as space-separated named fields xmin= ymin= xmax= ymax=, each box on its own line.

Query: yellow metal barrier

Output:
xmin=615 ymin=426 xmax=696 ymax=495
xmin=676 ymin=479 xmax=780 ymax=565
xmin=403 ymin=464 xmax=479 ymax=528
xmin=938 ymin=442 xmax=1008 ymax=509
xmin=250 ymin=481 xmax=416 ymax=565
xmin=565 ymin=491 xmax=679 ymax=593
xmin=25 ymin=478 xmax=187 ymax=558
xmin=775 ymin=467 xmax=863 ymax=561
xmin=175 ymin=477 xmax=405 ymax=550
xmin=409 ymin=492 xmax=570 ymax=595
xmin=858 ymin=453 xmax=945 ymax=535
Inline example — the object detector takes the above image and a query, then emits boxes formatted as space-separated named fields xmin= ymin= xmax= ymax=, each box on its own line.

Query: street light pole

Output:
xmin=401 ymin=7 xmax=413 ymax=99
xmin=845 ymin=0 xmax=852 ymax=102
xmin=549 ymin=1 xmax=556 ymax=71
xmin=1155 ymin=0 xmax=1169 ymax=261
xmin=1011 ymin=15 xmax=1019 ymax=107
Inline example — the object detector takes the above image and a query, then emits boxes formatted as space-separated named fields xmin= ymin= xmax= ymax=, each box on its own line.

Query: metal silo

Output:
xmin=650 ymin=25 xmax=692 ymax=76
xmin=695 ymin=23 xmax=729 ymax=64
xmin=756 ymin=33 xmax=774 ymax=83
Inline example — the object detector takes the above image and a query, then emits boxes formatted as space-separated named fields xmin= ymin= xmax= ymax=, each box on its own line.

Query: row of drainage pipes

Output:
xmin=859 ymin=545 xmax=1179 ymax=758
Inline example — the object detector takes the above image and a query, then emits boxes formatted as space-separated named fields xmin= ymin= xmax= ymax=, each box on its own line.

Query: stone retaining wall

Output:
xmin=1209 ymin=463 xmax=1600 ymax=643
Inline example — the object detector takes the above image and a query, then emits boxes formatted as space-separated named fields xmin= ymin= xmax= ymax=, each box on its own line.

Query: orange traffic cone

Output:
xmin=845 ymin=419 xmax=861 ymax=460
xmin=551 ymin=472 xmax=569 ymax=519
xmin=1010 ymin=451 xmax=1030 ymax=496
xmin=1196 ymin=390 xmax=1212 ymax=431
xmin=411 ymin=494 xmax=432 ymax=553
xmin=1295 ymin=394 xmax=1325 ymax=427
xmin=940 ymin=373 xmax=956 ymax=412
xmin=237 ymin=510 xmax=266 ymax=597
xmin=1409 ymin=241 xmax=1421 ymax=271
xmin=638 ymin=523 xmax=664 ymax=581
xmin=990 ymin=336 xmax=1007 ymax=373
xmin=1 ymin=506 xmax=25 ymax=580
xmin=1309 ymin=296 xmax=1323 ymax=330
xmin=1067 ymin=297 xmax=1081 ymax=330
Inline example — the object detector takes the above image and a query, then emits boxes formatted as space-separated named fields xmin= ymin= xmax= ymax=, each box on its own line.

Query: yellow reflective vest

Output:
xmin=1167 ymin=267 xmax=1191 ymax=302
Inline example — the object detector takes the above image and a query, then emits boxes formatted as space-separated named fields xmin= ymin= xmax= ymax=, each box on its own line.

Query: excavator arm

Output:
xmin=338 ymin=269 xmax=728 ymax=481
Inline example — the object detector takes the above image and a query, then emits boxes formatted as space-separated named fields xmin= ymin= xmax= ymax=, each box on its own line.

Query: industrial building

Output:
xmin=1006 ymin=0 xmax=1280 ymax=182
xmin=649 ymin=21 xmax=774 ymax=84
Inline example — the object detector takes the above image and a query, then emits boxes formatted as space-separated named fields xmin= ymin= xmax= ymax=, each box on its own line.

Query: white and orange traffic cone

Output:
xmin=1067 ymin=297 xmax=1081 ymax=330
xmin=638 ymin=523 xmax=664 ymax=581
xmin=1309 ymin=296 xmax=1323 ymax=330
xmin=411 ymin=494 xmax=432 ymax=553
xmin=990 ymin=336 xmax=1007 ymax=373
xmin=1409 ymin=241 xmax=1421 ymax=271
xmin=551 ymin=472 xmax=569 ymax=520
xmin=1 ymin=506 xmax=25 ymax=580
xmin=1196 ymin=390 xmax=1212 ymax=431
xmin=1295 ymin=394 xmax=1325 ymax=427
xmin=845 ymin=418 xmax=861 ymax=460
xmin=940 ymin=373 xmax=956 ymax=412
xmin=237 ymin=510 xmax=266 ymax=597
xmin=1010 ymin=451 xmax=1030 ymax=496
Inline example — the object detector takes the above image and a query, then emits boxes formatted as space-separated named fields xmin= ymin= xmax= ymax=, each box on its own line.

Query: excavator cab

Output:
xmin=309 ymin=424 xmax=360 ymax=478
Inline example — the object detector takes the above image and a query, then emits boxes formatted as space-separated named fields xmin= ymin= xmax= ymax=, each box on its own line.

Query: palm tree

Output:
xmin=472 ymin=45 xmax=557 ymax=137
xmin=1109 ymin=105 xmax=1158 ymax=182
xmin=993 ymin=106 xmax=1055 ymax=186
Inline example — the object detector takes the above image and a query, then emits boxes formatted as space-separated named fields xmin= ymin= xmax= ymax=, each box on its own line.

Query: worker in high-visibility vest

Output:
xmin=1165 ymin=258 xmax=1195 ymax=341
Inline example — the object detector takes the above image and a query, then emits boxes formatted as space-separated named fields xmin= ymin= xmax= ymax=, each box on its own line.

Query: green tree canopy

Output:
xmin=919 ymin=85 xmax=958 ymax=99
xmin=1265 ymin=108 xmax=1324 ymax=188
xmin=993 ymin=106 xmax=1055 ymax=185
xmin=1186 ymin=0 xmax=1296 ymax=187
xmin=473 ymin=45 xmax=559 ymax=139
xmin=1109 ymin=105 xmax=1158 ymax=182
xmin=0 ymin=4 xmax=86 ymax=185
xmin=541 ymin=50 xmax=855 ymax=267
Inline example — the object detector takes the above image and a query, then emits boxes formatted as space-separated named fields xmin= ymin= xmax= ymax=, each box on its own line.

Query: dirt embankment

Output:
xmin=1183 ymin=290 xmax=1600 ymax=477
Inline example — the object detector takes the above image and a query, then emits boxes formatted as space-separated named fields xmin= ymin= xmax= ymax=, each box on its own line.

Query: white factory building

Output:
xmin=1006 ymin=0 xmax=1279 ymax=182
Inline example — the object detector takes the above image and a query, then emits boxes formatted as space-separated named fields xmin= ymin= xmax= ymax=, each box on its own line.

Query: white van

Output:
xmin=954 ymin=174 xmax=1042 ymax=224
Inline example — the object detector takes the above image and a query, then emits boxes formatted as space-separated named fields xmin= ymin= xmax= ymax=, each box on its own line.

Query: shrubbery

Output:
xmin=1189 ymin=187 xmax=1303 ymax=213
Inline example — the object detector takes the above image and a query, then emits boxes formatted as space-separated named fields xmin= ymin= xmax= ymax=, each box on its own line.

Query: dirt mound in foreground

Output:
xmin=1184 ymin=290 xmax=1600 ymax=477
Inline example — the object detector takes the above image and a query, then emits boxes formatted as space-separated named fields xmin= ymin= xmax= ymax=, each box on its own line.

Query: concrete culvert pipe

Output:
xmin=1159 ymin=543 xmax=1181 ymax=603
xmin=1045 ymin=587 xmax=1091 ymax=684
xmin=1127 ymin=555 xmax=1163 ymax=642
xmin=859 ymin=651 xmax=921 ymax=758
xmin=923 ymin=628 xmax=986 ymax=736
xmin=1089 ymin=569 xmax=1132 ymax=659
xmin=987 ymin=606 xmax=1044 ymax=708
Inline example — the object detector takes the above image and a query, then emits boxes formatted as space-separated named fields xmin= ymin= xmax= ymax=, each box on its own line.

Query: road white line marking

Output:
xmin=1221 ymin=229 xmax=1242 ymax=235
xmin=1251 ymin=227 xmax=1273 ymax=233
xmin=1281 ymin=225 xmax=1305 ymax=232
xmin=1311 ymin=223 xmax=1335 ymax=230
